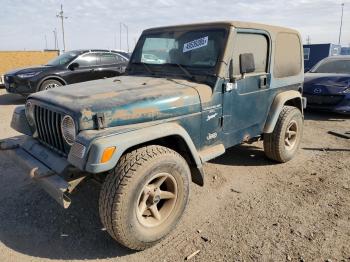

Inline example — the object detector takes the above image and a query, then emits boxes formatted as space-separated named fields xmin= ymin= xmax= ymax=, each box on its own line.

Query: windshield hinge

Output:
xmin=95 ymin=113 xmax=106 ymax=129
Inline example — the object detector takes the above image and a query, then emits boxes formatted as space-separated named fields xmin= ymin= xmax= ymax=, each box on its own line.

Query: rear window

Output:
xmin=274 ymin=33 xmax=302 ymax=78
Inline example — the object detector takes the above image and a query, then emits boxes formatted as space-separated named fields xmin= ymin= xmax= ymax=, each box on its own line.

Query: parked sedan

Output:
xmin=303 ymin=56 xmax=350 ymax=114
xmin=4 ymin=49 xmax=129 ymax=95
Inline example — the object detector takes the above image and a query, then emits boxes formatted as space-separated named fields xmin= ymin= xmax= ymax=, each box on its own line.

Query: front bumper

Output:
xmin=0 ymin=137 xmax=86 ymax=208
xmin=4 ymin=75 xmax=37 ymax=94
xmin=304 ymin=93 xmax=350 ymax=114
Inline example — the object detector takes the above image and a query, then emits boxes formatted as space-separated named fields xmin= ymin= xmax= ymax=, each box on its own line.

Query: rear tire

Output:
xmin=264 ymin=106 xmax=303 ymax=163
xmin=39 ymin=79 xmax=62 ymax=91
xmin=99 ymin=145 xmax=190 ymax=250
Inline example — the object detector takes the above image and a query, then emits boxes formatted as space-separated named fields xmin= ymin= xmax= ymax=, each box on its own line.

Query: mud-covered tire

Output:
xmin=99 ymin=145 xmax=190 ymax=250
xmin=39 ymin=79 xmax=62 ymax=91
xmin=264 ymin=106 xmax=303 ymax=163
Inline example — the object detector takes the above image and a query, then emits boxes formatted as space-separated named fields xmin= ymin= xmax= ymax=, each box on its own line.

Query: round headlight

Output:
xmin=61 ymin=115 xmax=76 ymax=146
xmin=25 ymin=101 xmax=35 ymax=126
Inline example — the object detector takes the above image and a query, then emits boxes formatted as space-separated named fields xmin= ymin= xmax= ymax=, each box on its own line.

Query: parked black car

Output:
xmin=4 ymin=49 xmax=129 ymax=95
xmin=303 ymin=56 xmax=350 ymax=114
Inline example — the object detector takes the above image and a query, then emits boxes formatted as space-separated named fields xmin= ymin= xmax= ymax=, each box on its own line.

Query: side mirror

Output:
xmin=240 ymin=53 xmax=255 ymax=74
xmin=69 ymin=62 xmax=79 ymax=70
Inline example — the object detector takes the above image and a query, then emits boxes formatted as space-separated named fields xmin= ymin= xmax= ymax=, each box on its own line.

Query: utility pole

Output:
xmin=306 ymin=35 xmax=311 ymax=45
xmin=114 ymin=32 xmax=117 ymax=49
xmin=338 ymin=3 xmax=345 ymax=45
xmin=121 ymin=23 xmax=129 ymax=52
xmin=53 ymin=28 xmax=58 ymax=50
xmin=44 ymin=34 xmax=48 ymax=50
xmin=57 ymin=4 xmax=68 ymax=52
xmin=119 ymin=22 xmax=122 ymax=50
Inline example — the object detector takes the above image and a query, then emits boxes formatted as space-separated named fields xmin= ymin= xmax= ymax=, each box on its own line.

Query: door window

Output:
xmin=74 ymin=53 xmax=98 ymax=67
xmin=115 ymin=54 xmax=128 ymax=63
xmin=98 ymin=53 xmax=118 ymax=65
xmin=233 ymin=33 xmax=268 ymax=75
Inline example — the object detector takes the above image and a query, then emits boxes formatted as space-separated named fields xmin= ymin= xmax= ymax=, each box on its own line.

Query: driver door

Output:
xmin=65 ymin=53 xmax=99 ymax=84
xmin=223 ymin=30 xmax=273 ymax=146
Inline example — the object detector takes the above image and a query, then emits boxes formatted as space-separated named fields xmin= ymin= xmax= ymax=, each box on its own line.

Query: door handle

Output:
xmin=90 ymin=68 xmax=95 ymax=72
xmin=259 ymin=75 xmax=268 ymax=89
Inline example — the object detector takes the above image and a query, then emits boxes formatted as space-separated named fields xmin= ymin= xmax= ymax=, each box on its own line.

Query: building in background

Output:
xmin=341 ymin=47 xmax=350 ymax=55
xmin=0 ymin=50 xmax=58 ymax=85
xmin=303 ymin=44 xmax=341 ymax=72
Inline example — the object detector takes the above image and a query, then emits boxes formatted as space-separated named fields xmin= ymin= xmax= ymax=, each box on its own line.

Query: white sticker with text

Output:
xmin=183 ymin=36 xmax=208 ymax=53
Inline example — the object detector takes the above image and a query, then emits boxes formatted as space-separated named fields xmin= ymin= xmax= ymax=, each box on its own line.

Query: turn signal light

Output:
xmin=101 ymin=146 xmax=116 ymax=163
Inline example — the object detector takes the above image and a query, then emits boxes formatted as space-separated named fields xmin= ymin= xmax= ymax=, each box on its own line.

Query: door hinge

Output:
xmin=223 ymin=82 xmax=237 ymax=92
xmin=219 ymin=116 xmax=224 ymax=127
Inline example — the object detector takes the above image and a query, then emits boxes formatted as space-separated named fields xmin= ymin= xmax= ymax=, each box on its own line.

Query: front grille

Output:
xmin=305 ymin=95 xmax=344 ymax=106
xmin=34 ymin=105 xmax=67 ymax=155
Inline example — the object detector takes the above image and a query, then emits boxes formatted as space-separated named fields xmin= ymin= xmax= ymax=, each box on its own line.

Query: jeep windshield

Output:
xmin=129 ymin=28 xmax=227 ymax=77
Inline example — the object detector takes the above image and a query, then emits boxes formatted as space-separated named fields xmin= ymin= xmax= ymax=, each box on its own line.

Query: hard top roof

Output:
xmin=143 ymin=21 xmax=299 ymax=35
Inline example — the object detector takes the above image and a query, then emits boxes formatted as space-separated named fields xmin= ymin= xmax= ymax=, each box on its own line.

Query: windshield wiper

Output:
xmin=131 ymin=62 xmax=154 ymax=75
xmin=164 ymin=63 xmax=194 ymax=80
xmin=176 ymin=64 xmax=194 ymax=80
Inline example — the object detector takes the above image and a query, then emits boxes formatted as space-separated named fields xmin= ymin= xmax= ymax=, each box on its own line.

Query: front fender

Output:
xmin=71 ymin=122 xmax=202 ymax=174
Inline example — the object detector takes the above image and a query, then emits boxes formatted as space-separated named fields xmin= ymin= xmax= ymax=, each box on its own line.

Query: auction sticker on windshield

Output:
xmin=183 ymin=36 xmax=208 ymax=53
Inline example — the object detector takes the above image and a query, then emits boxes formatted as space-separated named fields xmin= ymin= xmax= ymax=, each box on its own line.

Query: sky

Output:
xmin=0 ymin=0 xmax=349 ymax=51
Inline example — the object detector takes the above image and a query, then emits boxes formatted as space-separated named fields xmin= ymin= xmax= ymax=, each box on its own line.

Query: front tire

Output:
xmin=39 ymin=79 xmax=62 ymax=91
xmin=99 ymin=145 xmax=190 ymax=250
xmin=264 ymin=106 xmax=303 ymax=163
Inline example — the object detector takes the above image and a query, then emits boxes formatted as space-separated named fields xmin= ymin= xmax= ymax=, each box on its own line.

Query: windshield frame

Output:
xmin=310 ymin=58 xmax=350 ymax=74
xmin=128 ymin=27 xmax=229 ymax=78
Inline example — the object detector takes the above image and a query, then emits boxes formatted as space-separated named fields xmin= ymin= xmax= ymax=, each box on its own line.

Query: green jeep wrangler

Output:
xmin=1 ymin=21 xmax=305 ymax=250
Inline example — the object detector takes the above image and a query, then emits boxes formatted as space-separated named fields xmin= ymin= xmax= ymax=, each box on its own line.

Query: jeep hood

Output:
xmin=30 ymin=76 xmax=212 ymax=130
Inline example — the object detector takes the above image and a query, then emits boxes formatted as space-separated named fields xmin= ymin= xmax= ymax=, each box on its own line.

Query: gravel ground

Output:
xmin=0 ymin=88 xmax=349 ymax=261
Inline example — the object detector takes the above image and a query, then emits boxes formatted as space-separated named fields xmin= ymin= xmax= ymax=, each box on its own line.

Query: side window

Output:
xmin=75 ymin=53 xmax=97 ymax=67
xmin=98 ymin=53 xmax=118 ymax=65
xmin=274 ymin=33 xmax=302 ymax=78
xmin=116 ymin=54 xmax=128 ymax=63
xmin=233 ymin=33 xmax=268 ymax=75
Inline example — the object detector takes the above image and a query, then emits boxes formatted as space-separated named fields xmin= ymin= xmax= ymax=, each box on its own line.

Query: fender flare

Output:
xmin=36 ymin=75 xmax=67 ymax=91
xmin=263 ymin=90 xmax=303 ymax=133
xmin=77 ymin=122 xmax=204 ymax=185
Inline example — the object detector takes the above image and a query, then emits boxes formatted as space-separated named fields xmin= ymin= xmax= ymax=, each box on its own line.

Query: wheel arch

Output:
xmin=82 ymin=123 xmax=205 ymax=186
xmin=126 ymin=135 xmax=205 ymax=186
xmin=264 ymin=90 xmax=303 ymax=134
xmin=37 ymin=75 xmax=67 ymax=91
